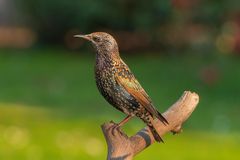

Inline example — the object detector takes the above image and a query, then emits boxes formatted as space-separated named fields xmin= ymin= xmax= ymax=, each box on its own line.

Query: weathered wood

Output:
xmin=101 ymin=91 xmax=199 ymax=160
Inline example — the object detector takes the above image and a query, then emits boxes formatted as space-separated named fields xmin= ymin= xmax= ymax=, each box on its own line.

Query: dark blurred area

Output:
xmin=0 ymin=0 xmax=239 ymax=53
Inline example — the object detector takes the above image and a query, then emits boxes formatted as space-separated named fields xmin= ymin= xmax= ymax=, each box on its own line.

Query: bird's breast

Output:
xmin=94 ymin=65 xmax=120 ymax=106
xmin=95 ymin=66 xmax=116 ymax=89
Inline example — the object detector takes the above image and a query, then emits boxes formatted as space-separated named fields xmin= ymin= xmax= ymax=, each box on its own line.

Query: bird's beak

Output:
xmin=74 ymin=34 xmax=92 ymax=41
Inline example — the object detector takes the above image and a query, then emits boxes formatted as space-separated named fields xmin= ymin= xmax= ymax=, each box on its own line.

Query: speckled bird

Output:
xmin=74 ymin=32 xmax=168 ymax=142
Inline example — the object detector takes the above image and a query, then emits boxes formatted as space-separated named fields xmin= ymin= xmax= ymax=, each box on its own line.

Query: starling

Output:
xmin=74 ymin=32 xmax=168 ymax=142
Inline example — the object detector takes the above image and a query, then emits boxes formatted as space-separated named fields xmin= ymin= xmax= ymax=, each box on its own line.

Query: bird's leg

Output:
xmin=117 ymin=115 xmax=133 ymax=127
xmin=111 ymin=115 xmax=133 ymax=136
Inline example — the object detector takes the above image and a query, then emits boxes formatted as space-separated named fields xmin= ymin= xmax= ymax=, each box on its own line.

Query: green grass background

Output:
xmin=0 ymin=49 xmax=239 ymax=159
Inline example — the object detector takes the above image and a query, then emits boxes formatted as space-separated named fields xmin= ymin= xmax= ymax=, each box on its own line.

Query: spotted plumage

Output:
xmin=75 ymin=32 xmax=168 ymax=142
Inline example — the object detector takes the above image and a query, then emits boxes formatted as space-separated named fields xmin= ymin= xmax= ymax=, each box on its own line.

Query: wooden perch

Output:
xmin=101 ymin=91 xmax=199 ymax=160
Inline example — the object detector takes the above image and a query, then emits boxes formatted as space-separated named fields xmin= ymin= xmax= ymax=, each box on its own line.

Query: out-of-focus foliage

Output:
xmin=16 ymin=0 xmax=170 ymax=42
xmin=13 ymin=0 xmax=240 ymax=53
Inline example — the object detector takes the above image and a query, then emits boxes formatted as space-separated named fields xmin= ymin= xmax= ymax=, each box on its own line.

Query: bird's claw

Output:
xmin=111 ymin=124 xmax=120 ymax=136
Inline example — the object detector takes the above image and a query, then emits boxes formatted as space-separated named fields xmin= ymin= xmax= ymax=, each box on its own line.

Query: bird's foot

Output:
xmin=108 ymin=123 xmax=127 ymax=138
xmin=111 ymin=123 xmax=121 ymax=136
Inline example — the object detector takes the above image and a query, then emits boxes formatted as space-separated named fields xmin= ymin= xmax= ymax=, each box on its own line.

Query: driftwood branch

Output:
xmin=101 ymin=91 xmax=199 ymax=160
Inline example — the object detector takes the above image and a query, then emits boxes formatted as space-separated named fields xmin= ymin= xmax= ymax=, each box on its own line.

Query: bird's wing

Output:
xmin=115 ymin=70 xmax=168 ymax=124
xmin=115 ymin=74 xmax=151 ymax=106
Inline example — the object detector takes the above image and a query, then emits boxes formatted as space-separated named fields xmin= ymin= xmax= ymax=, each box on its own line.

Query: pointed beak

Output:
xmin=74 ymin=34 xmax=92 ymax=41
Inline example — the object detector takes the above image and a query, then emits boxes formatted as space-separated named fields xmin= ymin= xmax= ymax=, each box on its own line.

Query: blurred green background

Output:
xmin=0 ymin=0 xmax=240 ymax=160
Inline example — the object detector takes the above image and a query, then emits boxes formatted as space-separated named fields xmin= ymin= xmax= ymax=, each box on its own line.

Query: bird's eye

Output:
xmin=93 ymin=36 xmax=101 ymax=42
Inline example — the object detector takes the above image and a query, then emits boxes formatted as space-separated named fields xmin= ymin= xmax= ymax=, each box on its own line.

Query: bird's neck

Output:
xmin=95 ymin=49 xmax=121 ymax=70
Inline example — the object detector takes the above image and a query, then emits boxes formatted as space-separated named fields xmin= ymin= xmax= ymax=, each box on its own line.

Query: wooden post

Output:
xmin=101 ymin=91 xmax=199 ymax=160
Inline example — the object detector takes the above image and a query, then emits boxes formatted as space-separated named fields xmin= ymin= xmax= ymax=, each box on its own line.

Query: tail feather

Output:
xmin=149 ymin=125 xmax=164 ymax=143
xmin=139 ymin=109 xmax=167 ymax=143
xmin=156 ymin=111 xmax=169 ymax=125
xmin=149 ymin=104 xmax=169 ymax=125
xmin=147 ymin=115 xmax=164 ymax=143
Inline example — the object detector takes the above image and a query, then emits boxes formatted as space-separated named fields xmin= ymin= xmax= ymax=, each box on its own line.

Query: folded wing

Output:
xmin=115 ymin=71 xmax=168 ymax=124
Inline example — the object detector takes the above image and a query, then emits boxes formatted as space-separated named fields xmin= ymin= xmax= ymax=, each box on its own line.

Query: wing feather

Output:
xmin=115 ymin=72 xmax=168 ymax=124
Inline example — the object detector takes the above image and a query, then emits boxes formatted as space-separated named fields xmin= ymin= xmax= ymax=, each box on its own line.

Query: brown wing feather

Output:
xmin=119 ymin=78 xmax=151 ymax=106
xmin=115 ymin=72 xmax=168 ymax=124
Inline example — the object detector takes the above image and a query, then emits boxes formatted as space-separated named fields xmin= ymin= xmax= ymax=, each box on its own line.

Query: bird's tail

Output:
xmin=156 ymin=111 xmax=169 ymax=125
xmin=149 ymin=124 xmax=163 ymax=143
xmin=145 ymin=116 xmax=164 ymax=143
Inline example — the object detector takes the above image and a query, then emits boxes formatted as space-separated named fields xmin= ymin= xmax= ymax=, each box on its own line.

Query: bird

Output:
xmin=74 ymin=32 xmax=168 ymax=142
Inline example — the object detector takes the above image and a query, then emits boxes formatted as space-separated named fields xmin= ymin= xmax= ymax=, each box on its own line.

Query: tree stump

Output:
xmin=101 ymin=91 xmax=199 ymax=160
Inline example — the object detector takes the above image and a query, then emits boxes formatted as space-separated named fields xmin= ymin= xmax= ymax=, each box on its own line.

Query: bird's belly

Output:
xmin=95 ymin=72 xmax=134 ymax=115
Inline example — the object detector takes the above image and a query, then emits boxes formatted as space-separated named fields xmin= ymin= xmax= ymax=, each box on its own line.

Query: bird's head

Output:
xmin=74 ymin=32 xmax=118 ymax=53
